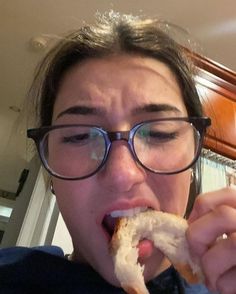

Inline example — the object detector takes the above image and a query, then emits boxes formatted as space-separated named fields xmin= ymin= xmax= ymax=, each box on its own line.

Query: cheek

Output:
xmin=52 ymin=179 xmax=96 ymax=228
xmin=149 ymin=171 xmax=191 ymax=216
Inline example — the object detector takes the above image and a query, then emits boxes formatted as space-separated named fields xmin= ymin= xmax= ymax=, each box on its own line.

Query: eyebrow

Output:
xmin=56 ymin=103 xmax=182 ymax=120
xmin=132 ymin=103 xmax=182 ymax=115
xmin=56 ymin=105 xmax=105 ymax=119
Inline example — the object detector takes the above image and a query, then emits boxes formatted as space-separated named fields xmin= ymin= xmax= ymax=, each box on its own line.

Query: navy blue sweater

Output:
xmin=0 ymin=246 xmax=213 ymax=294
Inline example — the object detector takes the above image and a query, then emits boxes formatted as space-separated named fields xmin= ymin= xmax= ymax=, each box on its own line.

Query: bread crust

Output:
xmin=110 ymin=210 xmax=203 ymax=294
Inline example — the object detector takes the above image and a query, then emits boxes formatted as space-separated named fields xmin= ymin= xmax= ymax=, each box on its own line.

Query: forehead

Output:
xmin=53 ymin=54 xmax=187 ymax=123
xmin=58 ymin=54 xmax=180 ymax=95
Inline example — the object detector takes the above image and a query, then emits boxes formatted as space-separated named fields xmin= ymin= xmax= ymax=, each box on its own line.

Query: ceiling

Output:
xmin=0 ymin=0 xmax=236 ymax=193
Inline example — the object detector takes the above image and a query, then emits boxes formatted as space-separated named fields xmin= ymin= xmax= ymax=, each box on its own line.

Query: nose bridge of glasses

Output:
xmin=107 ymin=130 xmax=130 ymax=142
xmin=105 ymin=130 xmax=138 ymax=167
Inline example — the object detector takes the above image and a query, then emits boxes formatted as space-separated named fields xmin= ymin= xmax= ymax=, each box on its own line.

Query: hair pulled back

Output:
xmin=30 ymin=11 xmax=202 ymax=127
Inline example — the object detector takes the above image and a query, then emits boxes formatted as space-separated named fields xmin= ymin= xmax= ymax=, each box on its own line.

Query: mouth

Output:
xmin=102 ymin=206 xmax=149 ymax=238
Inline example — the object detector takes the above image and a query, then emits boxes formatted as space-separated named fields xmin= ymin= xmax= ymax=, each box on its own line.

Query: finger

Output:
xmin=187 ymin=205 xmax=236 ymax=256
xmin=201 ymin=233 xmax=236 ymax=291
xmin=216 ymin=266 xmax=236 ymax=294
xmin=188 ymin=186 xmax=236 ymax=223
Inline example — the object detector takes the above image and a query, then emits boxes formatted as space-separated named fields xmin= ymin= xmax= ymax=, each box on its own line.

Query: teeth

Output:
xmin=110 ymin=206 xmax=148 ymax=218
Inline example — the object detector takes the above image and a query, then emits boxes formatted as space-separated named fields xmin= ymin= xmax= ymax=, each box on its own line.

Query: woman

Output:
xmin=1 ymin=12 xmax=236 ymax=294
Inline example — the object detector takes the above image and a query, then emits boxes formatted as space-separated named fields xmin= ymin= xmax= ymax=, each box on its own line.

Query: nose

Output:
xmin=98 ymin=140 xmax=146 ymax=193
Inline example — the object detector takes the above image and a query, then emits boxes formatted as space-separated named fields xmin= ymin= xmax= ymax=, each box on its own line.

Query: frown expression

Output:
xmin=52 ymin=55 xmax=192 ymax=286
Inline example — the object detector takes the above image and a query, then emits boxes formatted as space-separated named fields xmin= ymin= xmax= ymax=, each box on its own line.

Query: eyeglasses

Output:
xmin=27 ymin=117 xmax=211 ymax=180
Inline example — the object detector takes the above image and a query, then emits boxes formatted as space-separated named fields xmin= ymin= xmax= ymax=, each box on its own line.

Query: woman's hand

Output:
xmin=187 ymin=185 xmax=236 ymax=293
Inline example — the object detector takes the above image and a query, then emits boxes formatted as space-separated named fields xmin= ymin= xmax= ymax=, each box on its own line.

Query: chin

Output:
xmin=95 ymin=259 xmax=121 ymax=287
xmin=98 ymin=249 xmax=170 ymax=289
xmin=78 ymin=241 xmax=120 ymax=287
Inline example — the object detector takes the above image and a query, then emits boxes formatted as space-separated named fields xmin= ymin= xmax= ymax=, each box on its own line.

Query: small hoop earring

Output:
xmin=50 ymin=180 xmax=55 ymax=194
xmin=190 ymin=169 xmax=194 ymax=183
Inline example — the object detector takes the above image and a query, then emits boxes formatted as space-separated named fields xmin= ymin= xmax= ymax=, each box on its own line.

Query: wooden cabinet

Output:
xmin=191 ymin=54 xmax=236 ymax=160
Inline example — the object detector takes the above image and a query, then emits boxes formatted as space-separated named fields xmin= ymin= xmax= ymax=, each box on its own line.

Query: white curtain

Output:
xmin=201 ymin=150 xmax=236 ymax=193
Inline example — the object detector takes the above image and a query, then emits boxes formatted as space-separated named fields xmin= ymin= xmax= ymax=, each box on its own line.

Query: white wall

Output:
xmin=13 ymin=165 xmax=73 ymax=254
xmin=52 ymin=213 xmax=73 ymax=254
xmin=0 ymin=109 xmax=28 ymax=193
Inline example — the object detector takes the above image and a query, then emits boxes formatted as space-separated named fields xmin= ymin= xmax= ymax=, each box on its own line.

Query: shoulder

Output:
xmin=0 ymin=245 xmax=66 ymax=285
xmin=0 ymin=245 xmax=64 ymax=265
xmin=0 ymin=246 xmax=121 ymax=293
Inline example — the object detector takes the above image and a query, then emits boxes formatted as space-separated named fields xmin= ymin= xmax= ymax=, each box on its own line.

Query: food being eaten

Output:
xmin=110 ymin=210 xmax=204 ymax=294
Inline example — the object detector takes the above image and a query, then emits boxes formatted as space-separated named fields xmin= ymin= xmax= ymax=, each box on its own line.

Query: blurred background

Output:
xmin=0 ymin=0 xmax=235 ymax=250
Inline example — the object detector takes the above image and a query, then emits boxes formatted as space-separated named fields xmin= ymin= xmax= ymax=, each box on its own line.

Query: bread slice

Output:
xmin=110 ymin=210 xmax=203 ymax=294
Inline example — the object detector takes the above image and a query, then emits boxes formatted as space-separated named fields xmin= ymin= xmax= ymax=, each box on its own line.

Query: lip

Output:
xmin=97 ymin=198 xmax=160 ymax=239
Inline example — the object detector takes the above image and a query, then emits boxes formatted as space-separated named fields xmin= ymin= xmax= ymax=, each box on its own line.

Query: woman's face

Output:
xmin=52 ymin=55 xmax=192 ymax=285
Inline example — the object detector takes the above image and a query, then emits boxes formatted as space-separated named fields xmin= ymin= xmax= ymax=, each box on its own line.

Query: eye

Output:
xmin=136 ymin=122 xmax=180 ymax=145
xmin=137 ymin=128 xmax=177 ymax=142
xmin=62 ymin=132 xmax=90 ymax=144
xmin=148 ymin=130 xmax=177 ymax=142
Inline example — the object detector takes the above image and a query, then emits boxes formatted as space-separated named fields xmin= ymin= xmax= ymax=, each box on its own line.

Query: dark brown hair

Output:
xmin=30 ymin=11 xmax=202 ymax=127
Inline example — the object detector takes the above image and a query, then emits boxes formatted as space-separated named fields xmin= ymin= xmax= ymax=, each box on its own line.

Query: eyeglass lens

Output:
xmin=40 ymin=121 xmax=199 ymax=179
xmin=43 ymin=126 xmax=106 ymax=178
xmin=133 ymin=120 xmax=197 ymax=173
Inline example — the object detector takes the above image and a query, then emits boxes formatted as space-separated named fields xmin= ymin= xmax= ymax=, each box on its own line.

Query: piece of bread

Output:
xmin=110 ymin=210 xmax=204 ymax=294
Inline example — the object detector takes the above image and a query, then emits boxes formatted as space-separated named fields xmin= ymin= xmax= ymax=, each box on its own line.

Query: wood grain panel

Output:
xmin=196 ymin=82 xmax=236 ymax=159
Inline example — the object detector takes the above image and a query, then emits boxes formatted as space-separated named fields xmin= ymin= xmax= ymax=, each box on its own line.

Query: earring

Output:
xmin=50 ymin=180 xmax=55 ymax=194
xmin=190 ymin=169 xmax=194 ymax=183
